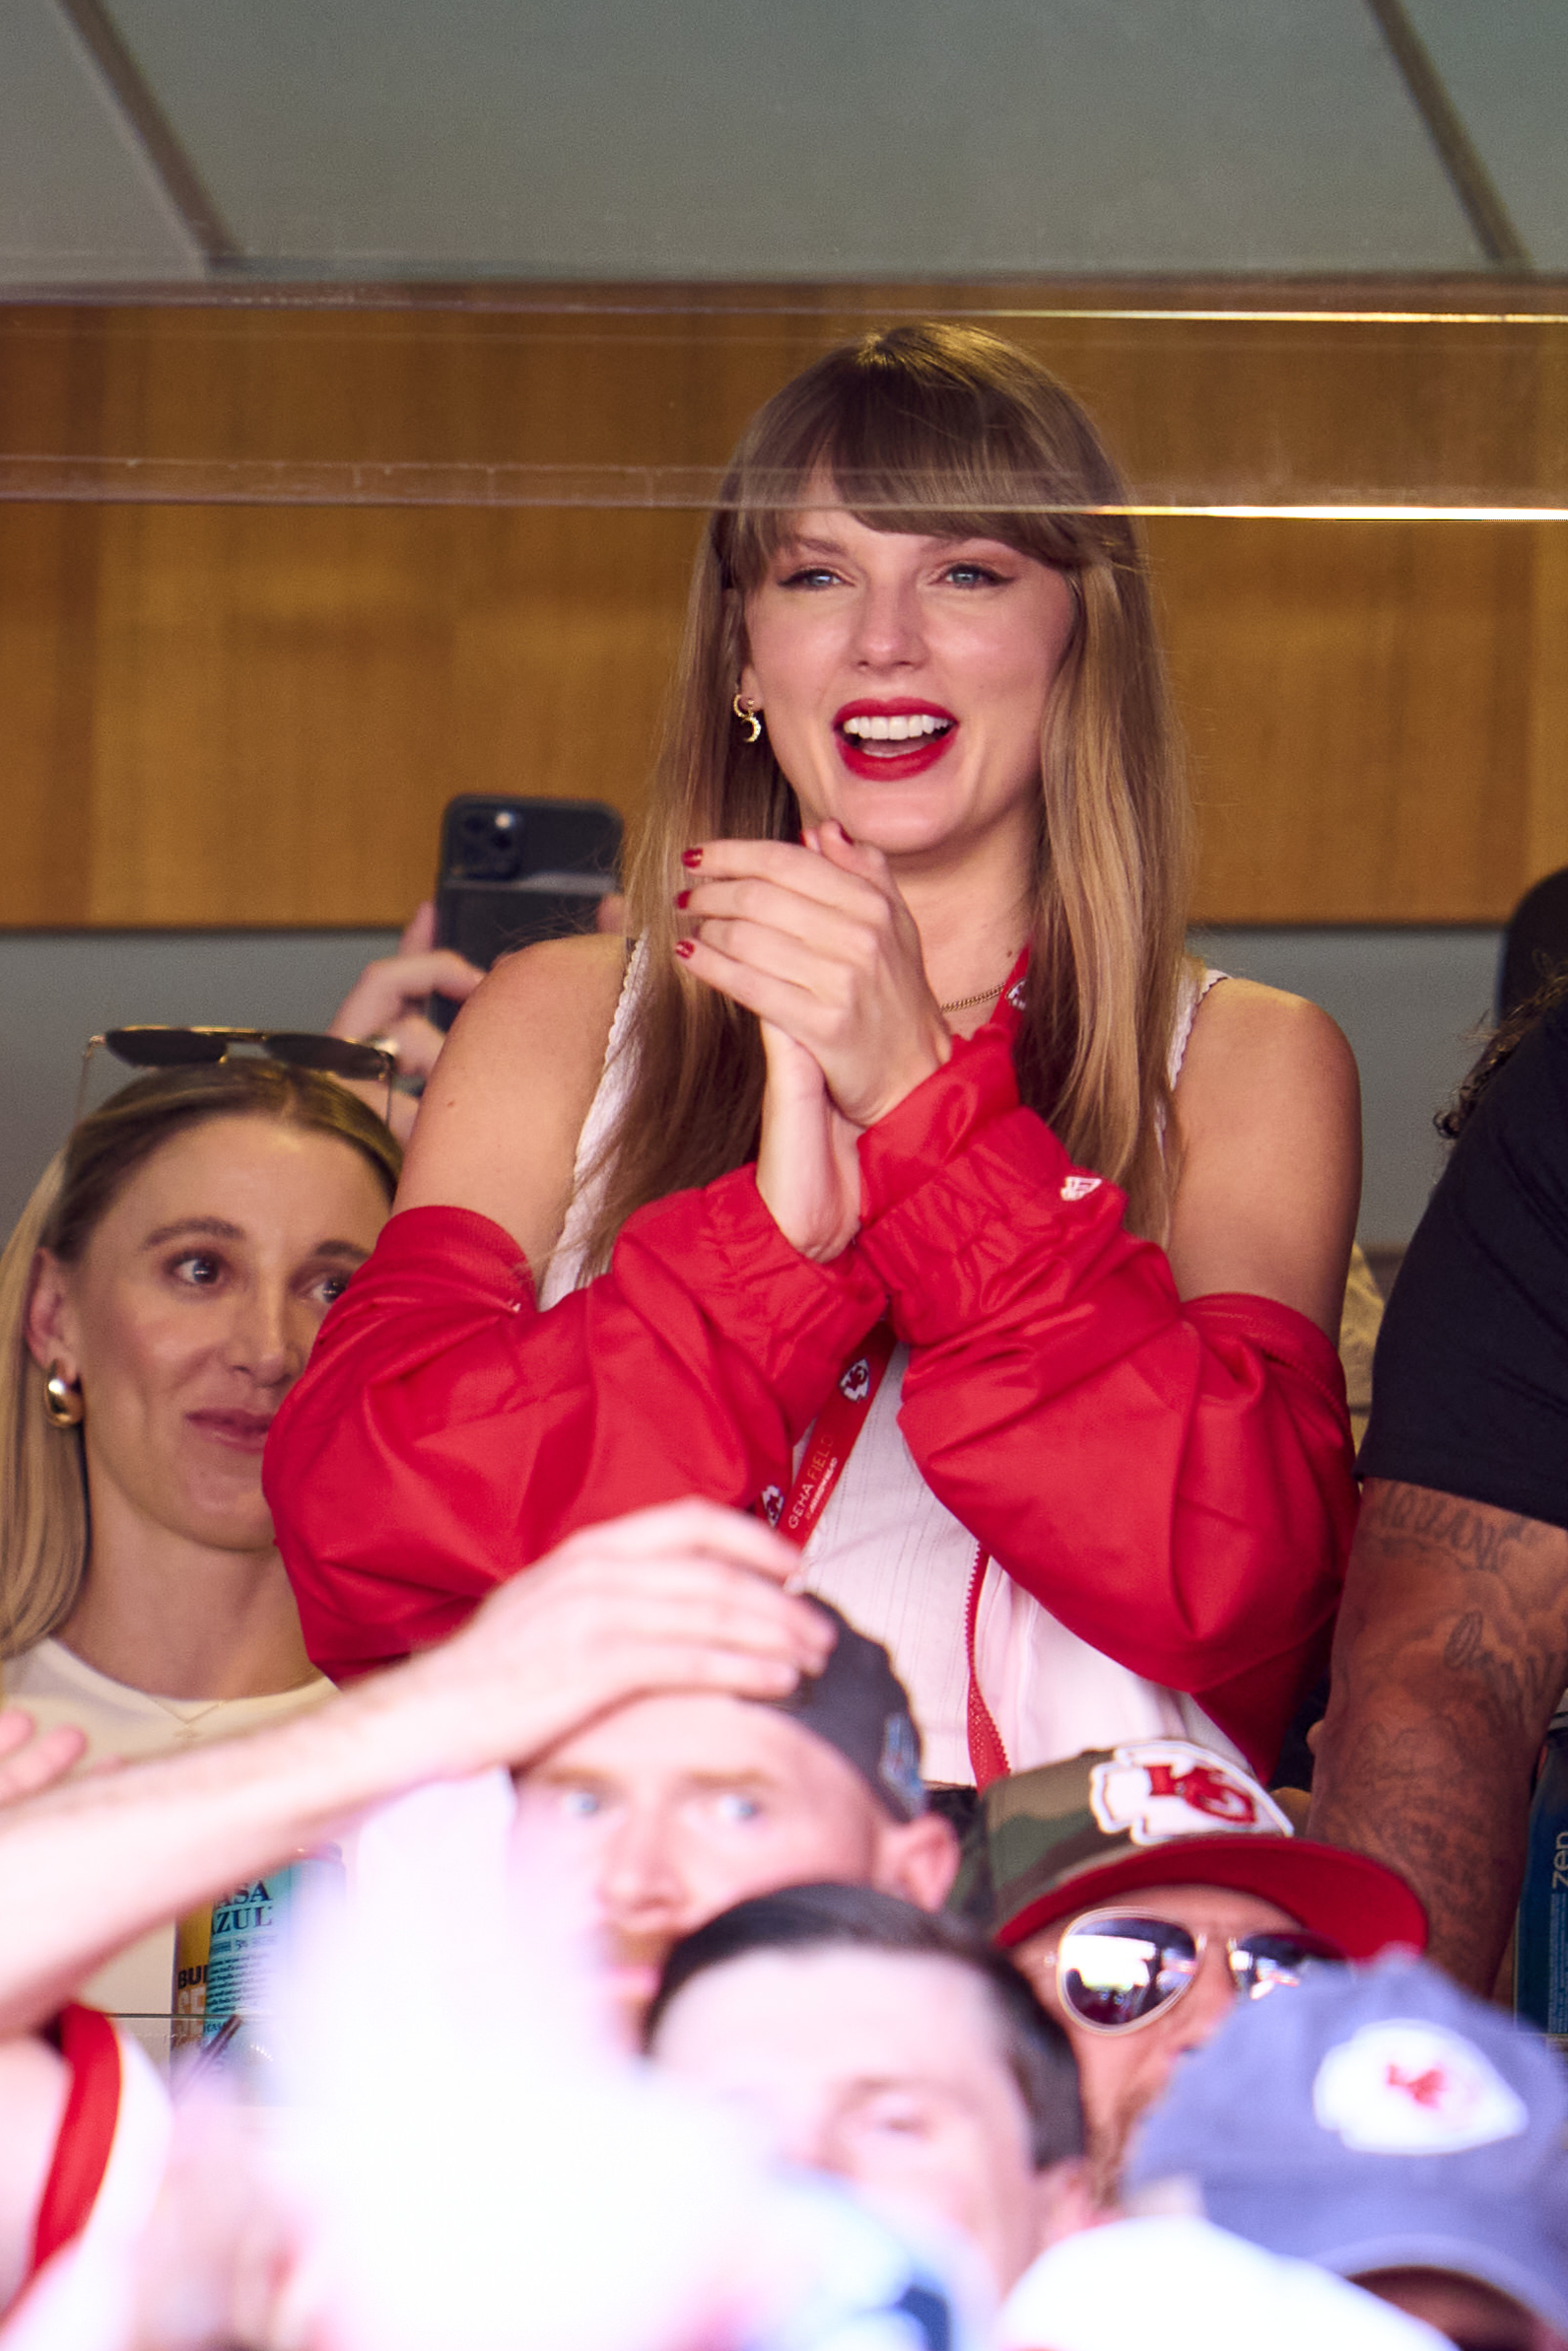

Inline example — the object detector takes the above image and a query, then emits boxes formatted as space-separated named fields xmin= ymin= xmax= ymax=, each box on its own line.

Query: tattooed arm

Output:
xmin=1309 ymin=1478 xmax=1568 ymax=1993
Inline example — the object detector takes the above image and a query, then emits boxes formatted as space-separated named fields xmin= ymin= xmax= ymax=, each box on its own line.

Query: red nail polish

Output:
xmin=681 ymin=848 xmax=703 ymax=869
xmin=674 ymin=939 xmax=695 ymax=960
xmin=674 ymin=888 xmax=692 ymax=909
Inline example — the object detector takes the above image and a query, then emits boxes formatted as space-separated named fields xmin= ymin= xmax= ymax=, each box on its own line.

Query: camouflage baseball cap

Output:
xmin=950 ymin=1740 xmax=1426 ymax=1960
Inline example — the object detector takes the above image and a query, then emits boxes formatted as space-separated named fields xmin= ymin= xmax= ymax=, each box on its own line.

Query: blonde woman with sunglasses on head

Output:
xmin=0 ymin=1056 xmax=398 ymax=2015
xmin=268 ymin=322 xmax=1361 ymax=1800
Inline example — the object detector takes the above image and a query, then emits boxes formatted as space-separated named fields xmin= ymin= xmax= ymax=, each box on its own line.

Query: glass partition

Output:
xmin=1 ymin=296 xmax=1566 ymax=515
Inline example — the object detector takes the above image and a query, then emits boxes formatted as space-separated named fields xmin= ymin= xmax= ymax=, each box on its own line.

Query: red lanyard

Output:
xmin=760 ymin=948 xmax=1028 ymax=1552
xmin=762 ymin=1319 xmax=898 ymax=1547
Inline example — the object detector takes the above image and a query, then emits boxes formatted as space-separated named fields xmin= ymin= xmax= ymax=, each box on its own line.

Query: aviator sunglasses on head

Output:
xmin=76 ymin=1027 xmax=396 ymax=1126
xmin=1056 ymin=1908 xmax=1347 ymax=2035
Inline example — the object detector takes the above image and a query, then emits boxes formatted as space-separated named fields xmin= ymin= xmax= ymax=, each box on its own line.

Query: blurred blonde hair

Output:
xmin=0 ymin=1061 xmax=400 ymax=1661
xmin=0 ymin=1150 xmax=82 ymax=1660
xmin=583 ymin=321 xmax=1192 ymax=1269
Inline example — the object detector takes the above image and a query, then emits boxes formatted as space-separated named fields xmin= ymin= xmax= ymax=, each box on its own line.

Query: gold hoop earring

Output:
xmin=731 ymin=693 xmax=763 ymax=745
xmin=43 ymin=1364 xmax=84 ymax=1428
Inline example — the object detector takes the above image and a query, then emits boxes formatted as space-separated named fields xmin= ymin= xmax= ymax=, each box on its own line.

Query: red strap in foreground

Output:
xmin=31 ymin=2003 xmax=122 ymax=2275
xmin=965 ymin=1547 xmax=1011 ymax=1789
xmin=766 ymin=1320 xmax=898 ymax=1549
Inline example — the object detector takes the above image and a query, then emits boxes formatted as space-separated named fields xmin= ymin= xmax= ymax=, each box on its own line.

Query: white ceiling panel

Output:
xmin=99 ymin=0 xmax=1480 ymax=278
xmin=1402 ymin=0 xmax=1568 ymax=270
xmin=0 ymin=0 xmax=198 ymax=282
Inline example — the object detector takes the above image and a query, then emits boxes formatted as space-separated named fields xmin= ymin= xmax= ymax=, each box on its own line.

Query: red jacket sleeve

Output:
xmin=264 ymin=1172 xmax=886 ymax=1679
xmin=853 ymin=1024 xmax=1356 ymax=1777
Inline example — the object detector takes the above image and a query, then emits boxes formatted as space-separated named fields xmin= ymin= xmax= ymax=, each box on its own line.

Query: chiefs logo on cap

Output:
xmin=1314 ymin=2021 xmax=1529 ymax=2155
xmin=1089 ymin=1740 xmax=1293 ymax=1846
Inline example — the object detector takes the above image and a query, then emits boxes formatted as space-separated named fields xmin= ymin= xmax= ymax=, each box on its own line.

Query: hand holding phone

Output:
xmin=430 ymin=795 xmax=624 ymax=1031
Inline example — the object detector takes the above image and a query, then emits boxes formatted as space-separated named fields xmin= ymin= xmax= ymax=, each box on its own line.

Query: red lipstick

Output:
xmin=832 ymin=698 xmax=958 ymax=782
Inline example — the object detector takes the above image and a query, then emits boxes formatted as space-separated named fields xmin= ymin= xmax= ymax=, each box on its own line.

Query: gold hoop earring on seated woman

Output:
xmin=732 ymin=693 xmax=763 ymax=744
xmin=43 ymin=1364 xmax=84 ymax=1428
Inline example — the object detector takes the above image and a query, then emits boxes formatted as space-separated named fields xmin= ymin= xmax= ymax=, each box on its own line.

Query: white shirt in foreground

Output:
xmin=998 ymin=2215 xmax=1446 ymax=2351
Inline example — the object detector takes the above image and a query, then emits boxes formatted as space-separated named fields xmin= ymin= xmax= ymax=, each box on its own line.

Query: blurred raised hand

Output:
xmin=0 ymin=1710 xmax=86 ymax=1808
xmin=328 ymin=902 xmax=485 ymax=1142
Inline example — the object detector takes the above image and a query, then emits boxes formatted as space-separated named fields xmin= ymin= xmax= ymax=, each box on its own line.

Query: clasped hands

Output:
xmin=675 ymin=824 xmax=951 ymax=1262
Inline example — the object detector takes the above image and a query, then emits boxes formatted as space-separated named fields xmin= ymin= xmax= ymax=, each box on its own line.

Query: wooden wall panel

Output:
xmin=1525 ymin=524 xmax=1568 ymax=891
xmin=0 ymin=287 xmax=1564 ymax=929
xmin=0 ymin=501 xmax=701 ymax=925
xmin=1161 ymin=516 xmax=1540 ymax=923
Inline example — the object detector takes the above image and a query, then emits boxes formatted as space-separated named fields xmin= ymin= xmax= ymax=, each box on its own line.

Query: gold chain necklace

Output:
xmin=939 ymin=980 xmax=1009 ymax=1015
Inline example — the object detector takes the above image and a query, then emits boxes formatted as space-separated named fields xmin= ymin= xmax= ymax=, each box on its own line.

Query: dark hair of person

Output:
xmin=645 ymin=1881 xmax=1083 ymax=2171
xmin=584 ymin=321 xmax=1193 ymax=1260
xmin=1437 ymin=965 xmax=1568 ymax=1141
xmin=1498 ymin=865 xmax=1568 ymax=1022
xmin=0 ymin=1060 xmax=401 ymax=1656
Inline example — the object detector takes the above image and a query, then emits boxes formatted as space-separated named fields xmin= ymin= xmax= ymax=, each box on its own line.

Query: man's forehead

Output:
xmin=519 ymin=1688 xmax=864 ymax=1792
xmin=665 ymin=1946 xmax=1000 ymax=2060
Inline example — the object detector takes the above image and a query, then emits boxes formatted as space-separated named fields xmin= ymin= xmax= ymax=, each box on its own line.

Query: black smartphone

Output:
xmin=430 ymin=795 xmax=624 ymax=1031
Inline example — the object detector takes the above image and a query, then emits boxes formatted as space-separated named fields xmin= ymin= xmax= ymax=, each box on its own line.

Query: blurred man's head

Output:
xmin=512 ymin=1605 xmax=958 ymax=2018
xmin=1125 ymin=1955 xmax=1568 ymax=2351
xmin=953 ymin=1741 xmax=1426 ymax=2201
xmin=646 ymin=1883 xmax=1088 ymax=2297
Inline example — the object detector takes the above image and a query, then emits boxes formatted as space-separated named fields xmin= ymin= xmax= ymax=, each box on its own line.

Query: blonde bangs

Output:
xmin=716 ymin=329 xmax=1127 ymax=597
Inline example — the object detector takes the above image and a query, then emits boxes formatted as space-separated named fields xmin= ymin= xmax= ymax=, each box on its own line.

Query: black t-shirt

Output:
xmin=1360 ymin=991 xmax=1568 ymax=1531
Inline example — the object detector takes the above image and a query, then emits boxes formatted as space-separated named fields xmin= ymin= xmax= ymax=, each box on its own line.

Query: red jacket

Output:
xmin=265 ymin=1016 xmax=1355 ymax=1777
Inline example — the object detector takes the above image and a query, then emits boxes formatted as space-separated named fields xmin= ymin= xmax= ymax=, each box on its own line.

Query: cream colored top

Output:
xmin=2 ymin=1637 xmax=331 ymax=2016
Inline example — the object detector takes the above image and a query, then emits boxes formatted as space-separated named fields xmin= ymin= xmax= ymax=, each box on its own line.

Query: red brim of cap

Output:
xmin=993 ymin=1835 xmax=1428 ymax=1961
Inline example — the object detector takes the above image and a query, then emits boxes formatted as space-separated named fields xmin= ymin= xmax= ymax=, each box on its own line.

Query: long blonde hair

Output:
xmin=0 ymin=1062 xmax=400 ymax=1660
xmin=582 ymin=322 xmax=1192 ymax=1268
